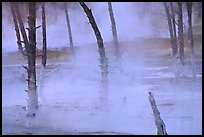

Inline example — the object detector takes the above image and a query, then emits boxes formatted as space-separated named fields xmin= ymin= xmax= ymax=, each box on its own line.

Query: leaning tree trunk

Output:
xmin=187 ymin=2 xmax=196 ymax=78
xmin=108 ymin=2 xmax=121 ymax=59
xmin=177 ymin=2 xmax=185 ymax=66
xmin=79 ymin=2 xmax=108 ymax=83
xmin=163 ymin=2 xmax=177 ymax=56
xmin=10 ymin=2 xmax=26 ymax=79
xmin=26 ymin=2 xmax=38 ymax=117
xmin=79 ymin=2 xmax=108 ymax=107
xmin=14 ymin=2 xmax=30 ymax=55
xmin=42 ymin=2 xmax=47 ymax=68
xmin=149 ymin=92 xmax=168 ymax=135
xmin=64 ymin=2 xmax=75 ymax=57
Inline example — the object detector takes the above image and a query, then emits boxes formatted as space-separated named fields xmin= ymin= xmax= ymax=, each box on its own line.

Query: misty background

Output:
xmin=2 ymin=2 xmax=171 ymax=53
xmin=2 ymin=2 xmax=202 ymax=135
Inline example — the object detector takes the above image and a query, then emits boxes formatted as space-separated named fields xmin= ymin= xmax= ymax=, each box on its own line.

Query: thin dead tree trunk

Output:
xmin=164 ymin=2 xmax=180 ymax=79
xmin=79 ymin=2 xmax=108 ymax=83
xmin=79 ymin=2 xmax=108 ymax=107
xmin=14 ymin=3 xmax=30 ymax=55
xmin=14 ymin=2 xmax=38 ymax=116
xmin=10 ymin=2 xmax=26 ymax=79
xmin=26 ymin=2 xmax=38 ymax=117
xmin=64 ymin=2 xmax=75 ymax=57
xmin=170 ymin=2 xmax=178 ymax=54
xmin=187 ymin=2 xmax=196 ymax=78
xmin=42 ymin=2 xmax=47 ymax=68
xmin=149 ymin=92 xmax=168 ymax=135
xmin=108 ymin=2 xmax=121 ymax=59
xmin=39 ymin=2 xmax=47 ymax=98
xmin=163 ymin=2 xmax=177 ymax=56
xmin=177 ymin=2 xmax=185 ymax=66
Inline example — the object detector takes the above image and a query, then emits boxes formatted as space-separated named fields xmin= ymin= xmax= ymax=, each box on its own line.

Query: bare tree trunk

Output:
xmin=170 ymin=2 xmax=178 ymax=54
xmin=79 ymin=2 xmax=108 ymax=83
xmin=14 ymin=2 xmax=38 ymax=116
xmin=26 ymin=2 xmax=38 ymax=117
xmin=149 ymin=92 xmax=168 ymax=135
xmin=163 ymin=2 xmax=177 ymax=56
xmin=177 ymin=2 xmax=185 ymax=66
xmin=64 ymin=2 xmax=75 ymax=57
xmin=108 ymin=2 xmax=121 ymax=58
xmin=42 ymin=2 xmax=47 ymax=68
xmin=14 ymin=3 xmax=29 ymax=55
xmin=187 ymin=2 xmax=196 ymax=78
xmin=10 ymin=2 xmax=26 ymax=79
xmin=79 ymin=2 xmax=108 ymax=107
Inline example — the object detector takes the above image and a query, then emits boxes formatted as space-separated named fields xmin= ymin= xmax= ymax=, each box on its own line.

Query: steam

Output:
xmin=2 ymin=2 xmax=168 ymax=53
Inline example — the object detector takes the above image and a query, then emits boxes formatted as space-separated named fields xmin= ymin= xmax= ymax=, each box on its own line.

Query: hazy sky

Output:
xmin=2 ymin=2 xmax=169 ymax=53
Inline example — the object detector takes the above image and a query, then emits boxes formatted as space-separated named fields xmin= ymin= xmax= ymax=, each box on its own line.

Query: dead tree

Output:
xmin=170 ymin=2 xmax=178 ymax=55
xmin=64 ymin=2 xmax=75 ymax=57
xmin=10 ymin=2 xmax=26 ymax=79
xmin=186 ymin=2 xmax=196 ymax=78
xmin=163 ymin=2 xmax=177 ymax=56
xmin=149 ymin=92 xmax=168 ymax=135
xmin=177 ymin=2 xmax=185 ymax=65
xmin=42 ymin=2 xmax=47 ymax=68
xmin=27 ymin=2 xmax=38 ymax=116
xmin=10 ymin=3 xmax=24 ymax=55
xmin=79 ymin=2 xmax=108 ymax=83
xmin=14 ymin=3 xmax=30 ymax=55
xmin=79 ymin=2 xmax=108 ymax=107
xmin=108 ymin=2 xmax=121 ymax=58
xmin=14 ymin=2 xmax=38 ymax=116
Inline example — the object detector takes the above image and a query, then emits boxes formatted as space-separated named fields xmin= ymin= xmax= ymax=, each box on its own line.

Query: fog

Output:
xmin=2 ymin=2 xmax=202 ymax=135
xmin=2 ymin=2 xmax=168 ymax=53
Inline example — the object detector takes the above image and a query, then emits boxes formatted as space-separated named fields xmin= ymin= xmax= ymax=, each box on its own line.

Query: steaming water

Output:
xmin=2 ymin=2 xmax=202 ymax=135
xmin=2 ymin=42 xmax=202 ymax=134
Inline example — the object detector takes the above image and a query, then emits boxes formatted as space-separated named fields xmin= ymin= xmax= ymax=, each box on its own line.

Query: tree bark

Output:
xmin=10 ymin=2 xmax=26 ymax=79
xmin=79 ymin=2 xmax=108 ymax=83
xmin=108 ymin=2 xmax=121 ymax=58
xmin=27 ymin=2 xmax=38 ymax=117
xmin=177 ymin=2 xmax=185 ymax=65
xmin=64 ymin=3 xmax=75 ymax=57
xmin=187 ymin=2 xmax=196 ymax=78
xmin=42 ymin=2 xmax=47 ymax=68
xmin=163 ymin=2 xmax=177 ymax=56
xmin=149 ymin=92 xmax=168 ymax=135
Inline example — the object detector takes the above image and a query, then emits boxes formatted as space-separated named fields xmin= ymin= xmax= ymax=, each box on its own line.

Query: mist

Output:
xmin=2 ymin=2 xmax=168 ymax=53
xmin=2 ymin=2 xmax=202 ymax=135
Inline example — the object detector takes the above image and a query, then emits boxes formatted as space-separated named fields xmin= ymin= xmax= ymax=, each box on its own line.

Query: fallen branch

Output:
xmin=149 ymin=92 xmax=168 ymax=135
